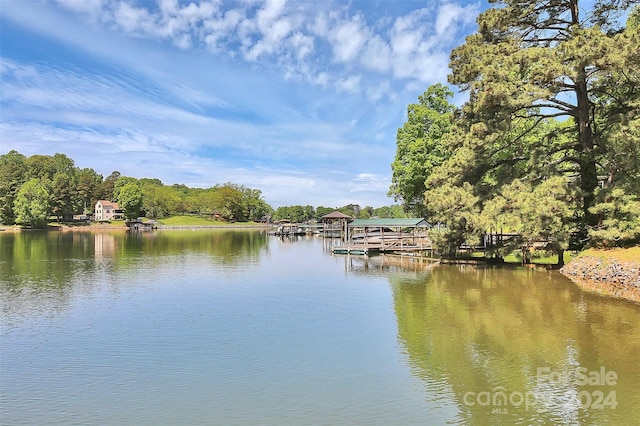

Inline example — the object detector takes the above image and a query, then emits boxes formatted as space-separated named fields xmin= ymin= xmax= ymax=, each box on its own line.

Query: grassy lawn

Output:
xmin=503 ymin=251 xmax=574 ymax=265
xmin=157 ymin=215 xmax=261 ymax=226
xmin=158 ymin=215 xmax=221 ymax=226
xmin=577 ymin=246 xmax=640 ymax=263
xmin=470 ymin=248 xmax=640 ymax=265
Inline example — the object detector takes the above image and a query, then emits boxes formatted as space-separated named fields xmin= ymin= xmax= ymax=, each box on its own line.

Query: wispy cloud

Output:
xmin=49 ymin=0 xmax=480 ymax=94
xmin=1 ymin=0 xmax=483 ymax=207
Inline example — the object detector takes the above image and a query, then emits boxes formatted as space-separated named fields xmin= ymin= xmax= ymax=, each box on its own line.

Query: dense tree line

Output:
xmin=0 ymin=150 xmax=272 ymax=225
xmin=272 ymin=204 xmax=406 ymax=223
xmin=0 ymin=150 xmax=407 ymax=227
xmin=391 ymin=1 xmax=640 ymax=260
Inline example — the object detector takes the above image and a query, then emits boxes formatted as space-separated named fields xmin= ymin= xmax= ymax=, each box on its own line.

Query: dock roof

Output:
xmin=348 ymin=218 xmax=430 ymax=228
xmin=320 ymin=211 xmax=353 ymax=219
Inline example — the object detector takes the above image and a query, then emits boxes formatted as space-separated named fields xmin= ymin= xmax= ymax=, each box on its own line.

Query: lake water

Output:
xmin=1 ymin=230 xmax=639 ymax=425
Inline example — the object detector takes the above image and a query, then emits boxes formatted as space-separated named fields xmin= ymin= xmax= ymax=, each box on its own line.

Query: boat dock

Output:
xmin=331 ymin=218 xmax=433 ymax=256
xmin=331 ymin=240 xmax=433 ymax=256
xmin=126 ymin=221 xmax=158 ymax=231
xmin=268 ymin=221 xmax=316 ymax=236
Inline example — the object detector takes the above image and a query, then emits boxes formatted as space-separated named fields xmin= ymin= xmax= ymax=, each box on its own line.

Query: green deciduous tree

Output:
xmin=211 ymin=184 xmax=247 ymax=221
xmin=629 ymin=5 xmax=640 ymax=28
xmin=372 ymin=205 xmax=407 ymax=218
xmin=273 ymin=205 xmax=312 ymax=223
xmin=141 ymin=183 xmax=180 ymax=219
xmin=314 ymin=206 xmax=336 ymax=220
xmin=25 ymin=155 xmax=57 ymax=181
xmin=389 ymin=84 xmax=455 ymax=216
xmin=14 ymin=178 xmax=51 ymax=227
xmin=0 ymin=150 xmax=27 ymax=224
xmin=240 ymin=187 xmax=272 ymax=222
xmin=216 ymin=183 xmax=273 ymax=222
xmin=338 ymin=204 xmax=361 ymax=219
xmin=113 ymin=176 xmax=139 ymax=202
xmin=25 ymin=153 xmax=75 ymax=182
xmin=117 ymin=183 xmax=143 ymax=220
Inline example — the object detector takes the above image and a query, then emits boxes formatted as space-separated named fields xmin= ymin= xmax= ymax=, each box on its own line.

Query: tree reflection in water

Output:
xmin=386 ymin=262 xmax=640 ymax=424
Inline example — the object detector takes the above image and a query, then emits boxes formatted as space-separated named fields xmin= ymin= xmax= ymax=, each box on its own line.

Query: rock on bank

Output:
xmin=561 ymin=247 xmax=640 ymax=303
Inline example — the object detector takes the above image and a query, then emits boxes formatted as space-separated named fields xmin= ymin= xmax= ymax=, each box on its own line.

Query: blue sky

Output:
xmin=1 ymin=0 xmax=487 ymax=208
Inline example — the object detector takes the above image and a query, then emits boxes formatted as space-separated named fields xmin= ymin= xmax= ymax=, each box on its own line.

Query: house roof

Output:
xmin=97 ymin=200 xmax=120 ymax=209
xmin=320 ymin=211 xmax=353 ymax=219
xmin=348 ymin=218 xmax=431 ymax=228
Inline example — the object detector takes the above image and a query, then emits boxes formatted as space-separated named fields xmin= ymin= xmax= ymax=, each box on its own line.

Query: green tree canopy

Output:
xmin=210 ymin=184 xmax=246 ymax=221
xmin=50 ymin=172 xmax=76 ymax=221
xmin=389 ymin=83 xmax=455 ymax=217
xmin=448 ymin=0 xmax=640 ymax=229
xmin=98 ymin=171 xmax=121 ymax=201
xmin=589 ymin=188 xmax=640 ymax=247
xmin=117 ymin=183 xmax=143 ymax=220
xmin=14 ymin=178 xmax=51 ymax=227
xmin=0 ymin=150 xmax=27 ymax=224
xmin=424 ymin=182 xmax=479 ymax=257
xmin=76 ymin=168 xmax=103 ymax=214
xmin=314 ymin=206 xmax=336 ymax=220
xmin=113 ymin=176 xmax=139 ymax=202
xmin=141 ymin=183 xmax=180 ymax=219
xmin=417 ymin=0 xmax=640 ymax=255
xmin=273 ymin=205 xmax=313 ymax=223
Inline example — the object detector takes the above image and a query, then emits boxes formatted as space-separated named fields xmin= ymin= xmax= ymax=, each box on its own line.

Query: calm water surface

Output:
xmin=1 ymin=230 xmax=639 ymax=425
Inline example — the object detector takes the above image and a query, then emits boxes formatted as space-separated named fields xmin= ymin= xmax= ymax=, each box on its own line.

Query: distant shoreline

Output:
xmin=156 ymin=224 xmax=269 ymax=230
xmin=1 ymin=224 xmax=270 ymax=232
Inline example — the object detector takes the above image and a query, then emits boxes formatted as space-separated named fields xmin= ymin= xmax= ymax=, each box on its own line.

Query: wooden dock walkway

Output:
xmin=331 ymin=238 xmax=432 ymax=256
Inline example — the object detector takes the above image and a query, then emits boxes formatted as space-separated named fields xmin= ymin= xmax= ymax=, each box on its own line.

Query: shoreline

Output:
xmin=4 ymin=225 xmax=639 ymax=304
xmin=560 ymin=247 xmax=640 ymax=304
xmin=1 ymin=224 xmax=271 ymax=232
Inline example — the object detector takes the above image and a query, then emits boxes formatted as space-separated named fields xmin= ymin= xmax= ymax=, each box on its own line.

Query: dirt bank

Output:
xmin=560 ymin=247 xmax=640 ymax=303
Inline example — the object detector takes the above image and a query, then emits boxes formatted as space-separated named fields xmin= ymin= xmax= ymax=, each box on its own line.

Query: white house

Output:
xmin=95 ymin=200 xmax=124 ymax=221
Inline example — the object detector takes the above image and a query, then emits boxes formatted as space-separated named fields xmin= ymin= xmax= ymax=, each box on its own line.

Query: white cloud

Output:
xmin=1 ymin=0 xmax=484 ymax=207
xmin=289 ymin=32 xmax=314 ymax=61
xmin=310 ymin=71 xmax=330 ymax=87
xmin=389 ymin=10 xmax=432 ymax=81
xmin=113 ymin=2 xmax=156 ymax=34
xmin=360 ymin=34 xmax=392 ymax=73
xmin=365 ymin=80 xmax=392 ymax=103
xmin=328 ymin=14 xmax=368 ymax=63
xmin=245 ymin=0 xmax=296 ymax=60
xmin=57 ymin=0 xmax=106 ymax=21
xmin=336 ymin=75 xmax=361 ymax=93
xmin=202 ymin=8 xmax=245 ymax=52
xmin=436 ymin=2 xmax=479 ymax=37
xmin=47 ymin=1 xmax=481 ymax=92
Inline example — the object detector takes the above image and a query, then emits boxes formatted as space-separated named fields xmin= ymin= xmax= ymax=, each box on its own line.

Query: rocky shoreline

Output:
xmin=561 ymin=249 xmax=640 ymax=304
